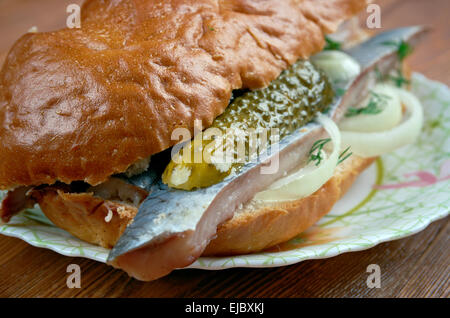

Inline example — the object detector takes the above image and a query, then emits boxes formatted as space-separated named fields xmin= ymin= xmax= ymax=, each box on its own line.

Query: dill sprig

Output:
xmin=345 ymin=91 xmax=391 ymax=117
xmin=324 ymin=36 xmax=342 ymax=51
xmin=308 ymin=138 xmax=331 ymax=166
xmin=389 ymin=70 xmax=410 ymax=88
xmin=381 ymin=40 xmax=413 ymax=88
xmin=309 ymin=139 xmax=353 ymax=166
xmin=335 ymin=87 xmax=346 ymax=97
xmin=338 ymin=146 xmax=352 ymax=165
xmin=382 ymin=40 xmax=413 ymax=61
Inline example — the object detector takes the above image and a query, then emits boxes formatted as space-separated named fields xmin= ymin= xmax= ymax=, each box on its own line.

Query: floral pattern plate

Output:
xmin=1 ymin=73 xmax=449 ymax=271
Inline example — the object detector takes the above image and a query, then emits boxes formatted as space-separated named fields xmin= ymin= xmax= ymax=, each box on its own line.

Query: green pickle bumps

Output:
xmin=163 ymin=60 xmax=334 ymax=190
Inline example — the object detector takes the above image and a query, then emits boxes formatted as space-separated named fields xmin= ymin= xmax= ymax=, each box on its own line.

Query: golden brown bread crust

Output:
xmin=0 ymin=0 xmax=368 ymax=189
xmin=31 ymin=155 xmax=375 ymax=254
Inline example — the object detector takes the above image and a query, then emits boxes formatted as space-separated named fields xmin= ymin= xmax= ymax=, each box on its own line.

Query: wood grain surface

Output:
xmin=0 ymin=0 xmax=449 ymax=298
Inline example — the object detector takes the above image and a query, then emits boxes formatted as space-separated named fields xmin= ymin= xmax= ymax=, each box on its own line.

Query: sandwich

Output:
xmin=0 ymin=0 xmax=427 ymax=281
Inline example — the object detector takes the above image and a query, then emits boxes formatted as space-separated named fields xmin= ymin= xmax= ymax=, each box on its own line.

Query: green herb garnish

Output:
xmin=380 ymin=40 xmax=413 ymax=88
xmin=308 ymin=138 xmax=331 ymax=166
xmin=335 ymin=87 xmax=346 ymax=97
xmin=345 ymin=91 xmax=391 ymax=117
xmin=338 ymin=146 xmax=352 ymax=165
xmin=324 ymin=36 xmax=342 ymax=51
xmin=389 ymin=70 xmax=410 ymax=88
xmin=309 ymin=139 xmax=353 ymax=166
xmin=208 ymin=26 xmax=215 ymax=31
xmin=382 ymin=40 xmax=413 ymax=61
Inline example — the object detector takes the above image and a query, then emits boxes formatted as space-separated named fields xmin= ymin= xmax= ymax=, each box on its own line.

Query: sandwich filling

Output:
xmin=163 ymin=60 xmax=334 ymax=190
xmin=1 ymin=41 xmax=422 ymax=228
xmin=2 ymin=57 xmax=336 ymax=221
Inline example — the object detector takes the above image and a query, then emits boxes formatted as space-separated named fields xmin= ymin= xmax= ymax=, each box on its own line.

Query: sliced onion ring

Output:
xmin=311 ymin=50 xmax=361 ymax=82
xmin=254 ymin=115 xmax=340 ymax=202
xmin=341 ymin=88 xmax=423 ymax=158
xmin=339 ymin=84 xmax=402 ymax=132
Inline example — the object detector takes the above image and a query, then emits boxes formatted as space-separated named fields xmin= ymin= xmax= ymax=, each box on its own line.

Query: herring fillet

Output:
xmin=108 ymin=27 xmax=427 ymax=281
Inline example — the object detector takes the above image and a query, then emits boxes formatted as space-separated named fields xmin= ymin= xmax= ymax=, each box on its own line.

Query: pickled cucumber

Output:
xmin=162 ymin=60 xmax=334 ymax=190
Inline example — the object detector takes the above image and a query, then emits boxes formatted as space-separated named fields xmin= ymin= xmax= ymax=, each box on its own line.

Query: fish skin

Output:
xmin=107 ymin=27 xmax=428 ymax=275
xmin=345 ymin=26 xmax=428 ymax=68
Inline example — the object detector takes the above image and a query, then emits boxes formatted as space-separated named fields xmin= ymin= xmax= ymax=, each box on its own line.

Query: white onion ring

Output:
xmin=341 ymin=88 xmax=423 ymax=158
xmin=339 ymin=84 xmax=402 ymax=132
xmin=254 ymin=115 xmax=340 ymax=202
xmin=311 ymin=50 xmax=361 ymax=82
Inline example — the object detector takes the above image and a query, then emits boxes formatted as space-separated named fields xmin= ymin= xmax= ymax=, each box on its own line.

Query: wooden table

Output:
xmin=0 ymin=0 xmax=448 ymax=298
